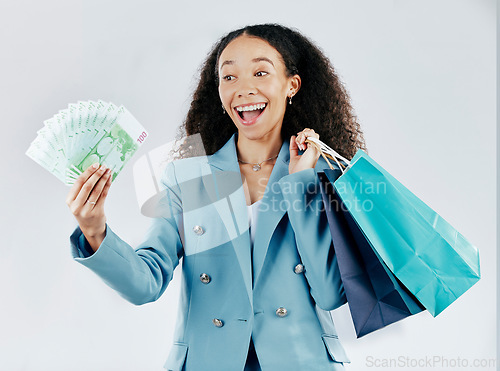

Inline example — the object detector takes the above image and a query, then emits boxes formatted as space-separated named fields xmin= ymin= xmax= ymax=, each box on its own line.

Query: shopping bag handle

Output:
xmin=305 ymin=137 xmax=351 ymax=173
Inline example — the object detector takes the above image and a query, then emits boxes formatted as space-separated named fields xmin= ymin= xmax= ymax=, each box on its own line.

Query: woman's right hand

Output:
xmin=66 ymin=163 xmax=113 ymax=253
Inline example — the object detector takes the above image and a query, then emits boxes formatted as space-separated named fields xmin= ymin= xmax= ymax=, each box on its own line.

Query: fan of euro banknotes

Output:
xmin=26 ymin=100 xmax=148 ymax=185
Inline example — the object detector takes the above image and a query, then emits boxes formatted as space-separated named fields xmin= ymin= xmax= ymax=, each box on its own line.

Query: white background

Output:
xmin=0 ymin=0 xmax=495 ymax=370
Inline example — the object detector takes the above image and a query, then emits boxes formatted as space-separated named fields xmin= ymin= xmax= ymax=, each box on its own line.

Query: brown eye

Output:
xmin=255 ymin=71 xmax=268 ymax=77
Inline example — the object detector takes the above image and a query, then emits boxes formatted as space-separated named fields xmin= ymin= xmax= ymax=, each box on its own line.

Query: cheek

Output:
xmin=218 ymin=86 xmax=224 ymax=103
xmin=269 ymin=85 xmax=288 ymax=109
xmin=218 ymin=85 xmax=229 ymax=105
xmin=271 ymin=80 xmax=290 ymax=101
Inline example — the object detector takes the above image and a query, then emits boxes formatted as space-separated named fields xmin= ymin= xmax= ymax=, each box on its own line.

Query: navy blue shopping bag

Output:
xmin=319 ymin=169 xmax=424 ymax=338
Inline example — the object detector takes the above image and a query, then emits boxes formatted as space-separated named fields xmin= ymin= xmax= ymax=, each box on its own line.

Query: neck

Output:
xmin=236 ymin=131 xmax=283 ymax=164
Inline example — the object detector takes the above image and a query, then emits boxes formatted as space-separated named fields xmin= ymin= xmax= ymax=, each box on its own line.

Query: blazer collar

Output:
xmin=208 ymin=133 xmax=290 ymax=173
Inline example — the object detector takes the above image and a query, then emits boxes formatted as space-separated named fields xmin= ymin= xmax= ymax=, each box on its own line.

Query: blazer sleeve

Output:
xmin=70 ymin=162 xmax=184 ymax=305
xmin=278 ymin=166 xmax=346 ymax=311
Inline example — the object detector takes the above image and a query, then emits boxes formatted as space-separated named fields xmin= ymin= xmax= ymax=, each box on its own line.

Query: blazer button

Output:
xmin=294 ymin=263 xmax=305 ymax=274
xmin=200 ymin=273 xmax=211 ymax=284
xmin=276 ymin=307 xmax=288 ymax=317
xmin=193 ymin=225 xmax=204 ymax=235
xmin=212 ymin=318 xmax=224 ymax=327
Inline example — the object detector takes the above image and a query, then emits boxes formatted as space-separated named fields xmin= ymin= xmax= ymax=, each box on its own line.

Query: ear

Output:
xmin=288 ymin=74 xmax=301 ymax=97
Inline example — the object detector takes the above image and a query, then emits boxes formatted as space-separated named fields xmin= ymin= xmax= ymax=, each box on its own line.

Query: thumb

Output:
xmin=289 ymin=135 xmax=299 ymax=159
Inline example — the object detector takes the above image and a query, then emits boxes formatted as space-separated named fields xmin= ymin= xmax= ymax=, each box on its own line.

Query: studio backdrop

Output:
xmin=0 ymin=0 xmax=495 ymax=370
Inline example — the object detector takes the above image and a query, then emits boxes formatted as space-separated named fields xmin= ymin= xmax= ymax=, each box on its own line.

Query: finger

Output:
xmin=290 ymin=135 xmax=299 ymax=158
xmin=307 ymin=130 xmax=318 ymax=137
xmin=297 ymin=129 xmax=316 ymax=150
xmin=296 ymin=133 xmax=306 ymax=151
xmin=88 ymin=171 xmax=113 ymax=210
xmin=66 ymin=163 xmax=100 ymax=205
xmin=73 ymin=165 xmax=109 ymax=208
xmin=99 ymin=171 xmax=113 ymax=201
xmin=302 ymin=128 xmax=317 ymax=138
xmin=85 ymin=169 xmax=112 ymax=208
xmin=295 ymin=132 xmax=304 ymax=151
xmin=302 ymin=129 xmax=319 ymax=149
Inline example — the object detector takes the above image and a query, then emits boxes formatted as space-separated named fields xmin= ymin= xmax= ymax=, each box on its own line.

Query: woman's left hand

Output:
xmin=289 ymin=128 xmax=321 ymax=174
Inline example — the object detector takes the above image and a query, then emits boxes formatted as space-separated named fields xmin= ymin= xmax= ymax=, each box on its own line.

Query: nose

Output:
xmin=237 ymin=77 xmax=257 ymax=98
xmin=238 ymin=88 xmax=256 ymax=97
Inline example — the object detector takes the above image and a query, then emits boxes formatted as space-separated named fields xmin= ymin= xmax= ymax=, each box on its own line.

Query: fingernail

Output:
xmin=92 ymin=163 xmax=99 ymax=169
xmin=106 ymin=168 xmax=111 ymax=174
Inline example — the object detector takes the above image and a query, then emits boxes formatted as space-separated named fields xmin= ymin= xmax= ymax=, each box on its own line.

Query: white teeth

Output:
xmin=236 ymin=103 xmax=266 ymax=112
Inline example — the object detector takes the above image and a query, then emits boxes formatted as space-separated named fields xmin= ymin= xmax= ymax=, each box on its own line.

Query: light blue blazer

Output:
xmin=71 ymin=133 xmax=349 ymax=370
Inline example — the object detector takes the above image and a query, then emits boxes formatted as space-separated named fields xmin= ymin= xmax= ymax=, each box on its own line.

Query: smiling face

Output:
xmin=218 ymin=35 xmax=300 ymax=141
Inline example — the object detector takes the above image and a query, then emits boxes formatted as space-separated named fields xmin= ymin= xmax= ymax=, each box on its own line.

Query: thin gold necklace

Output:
xmin=238 ymin=154 xmax=278 ymax=171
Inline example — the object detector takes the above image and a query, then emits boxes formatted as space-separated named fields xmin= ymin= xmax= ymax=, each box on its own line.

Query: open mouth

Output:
xmin=235 ymin=103 xmax=267 ymax=123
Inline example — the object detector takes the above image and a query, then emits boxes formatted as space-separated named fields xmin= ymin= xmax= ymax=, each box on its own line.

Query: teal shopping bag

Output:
xmin=333 ymin=150 xmax=480 ymax=317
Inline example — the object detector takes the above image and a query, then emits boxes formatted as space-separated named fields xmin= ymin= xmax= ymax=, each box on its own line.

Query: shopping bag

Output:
xmin=319 ymin=170 xmax=424 ymax=338
xmin=308 ymin=137 xmax=480 ymax=317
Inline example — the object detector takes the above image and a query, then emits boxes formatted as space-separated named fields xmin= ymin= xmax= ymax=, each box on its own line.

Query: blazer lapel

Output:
xmin=200 ymin=133 xmax=291 ymax=299
xmin=252 ymin=140 xmax=290 ymax=286
xmin=201 ymin=134 xmax=253 ymax=304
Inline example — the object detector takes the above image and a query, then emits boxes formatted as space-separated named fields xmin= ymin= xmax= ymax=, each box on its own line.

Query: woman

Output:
xmin=67 ymin=24 xmax=365 ymax=370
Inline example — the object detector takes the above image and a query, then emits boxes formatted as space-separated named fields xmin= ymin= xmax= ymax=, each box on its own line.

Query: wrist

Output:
xmin=80 ymin=222 xmax=106 ymax=239
xmin=81 ymin=224 xmax=107 ymax=253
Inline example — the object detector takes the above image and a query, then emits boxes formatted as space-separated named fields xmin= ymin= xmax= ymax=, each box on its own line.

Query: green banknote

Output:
xmin=26 ymin=101 xmax=148 ymax=185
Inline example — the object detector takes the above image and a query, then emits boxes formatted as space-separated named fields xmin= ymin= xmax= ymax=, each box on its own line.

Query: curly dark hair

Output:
xmin=177 ymin=23 xmax=365 ymax=159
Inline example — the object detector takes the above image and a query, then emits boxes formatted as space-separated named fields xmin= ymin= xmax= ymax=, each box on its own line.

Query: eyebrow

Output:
xmin=220 ymin=57 xmax=275 ymax=69
xmin=252 ymin=57 xmax=274 ymax=66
